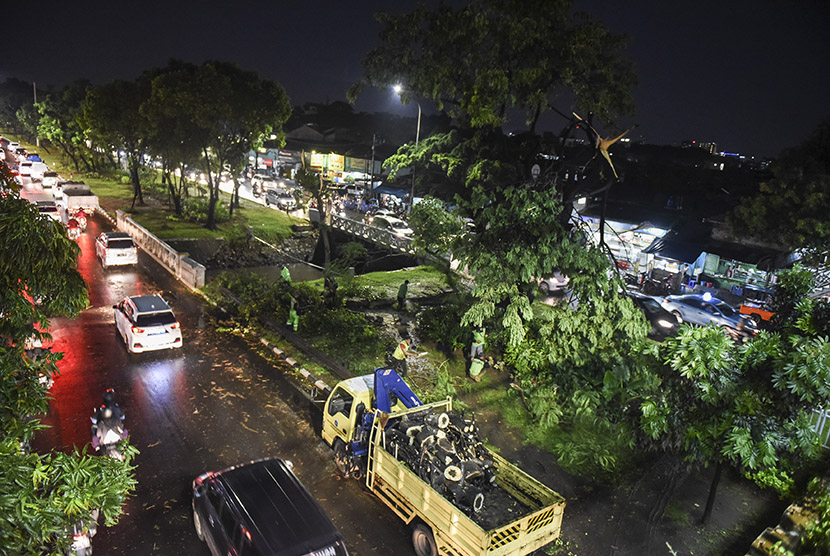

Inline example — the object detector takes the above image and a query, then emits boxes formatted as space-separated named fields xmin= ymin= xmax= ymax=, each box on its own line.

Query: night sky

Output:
xmin=2 ymin=0 xmax=827 ymax=157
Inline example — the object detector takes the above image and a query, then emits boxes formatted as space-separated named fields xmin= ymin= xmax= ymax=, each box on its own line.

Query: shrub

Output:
xmin=417 ymin=296 xmax=470 ymax=352
xmin=183 ymin=197 xmax=229 ymax=224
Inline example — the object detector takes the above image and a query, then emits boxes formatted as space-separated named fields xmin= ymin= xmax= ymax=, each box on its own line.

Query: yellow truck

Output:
xmin=322 ymin=368 xmax=566 ymax=556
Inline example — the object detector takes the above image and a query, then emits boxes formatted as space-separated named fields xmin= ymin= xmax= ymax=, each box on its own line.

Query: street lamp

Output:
xmin=394 ymin=84 xmax=421 ymax=213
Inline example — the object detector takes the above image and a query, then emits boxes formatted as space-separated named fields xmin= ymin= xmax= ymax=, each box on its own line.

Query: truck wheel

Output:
xmin=411 ymin=523 xmax=437 ymax=556
xmin=333 ymin=439 xmax=349 ymax=477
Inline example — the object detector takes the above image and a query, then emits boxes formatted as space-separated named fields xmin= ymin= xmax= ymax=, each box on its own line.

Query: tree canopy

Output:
xmin=730 ymin=120 xmax=830 ymax=260
xmin=635 ymin=266 xmax=830 ymax=524
xmin=0 ymin=179 xmax=137 ymax=553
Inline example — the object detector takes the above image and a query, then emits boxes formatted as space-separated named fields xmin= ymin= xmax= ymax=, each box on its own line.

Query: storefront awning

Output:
xmin=643 ymin=236 xmax=788 ymax=268
xmin=373 ymin=186 xmax=408 ymax=198
xmin=642 ymin=238 xmax=702 ymax=263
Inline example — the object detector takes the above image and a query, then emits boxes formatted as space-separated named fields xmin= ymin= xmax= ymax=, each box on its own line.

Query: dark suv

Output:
xmin=192 ymin=457 xmax=349 ymax=556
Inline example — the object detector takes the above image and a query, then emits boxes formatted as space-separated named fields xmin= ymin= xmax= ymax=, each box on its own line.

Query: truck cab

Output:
xmin=322 ymin=369 xmax=420 ymax=448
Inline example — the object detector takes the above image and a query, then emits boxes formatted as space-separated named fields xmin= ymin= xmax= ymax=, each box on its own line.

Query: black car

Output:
xmin=192 ymin=457 xmax=348 ymax=556
xmin=627 ymin=290 xmax=680 ymax=339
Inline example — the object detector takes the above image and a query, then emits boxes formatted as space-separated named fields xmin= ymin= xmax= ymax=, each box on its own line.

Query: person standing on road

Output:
xmin=286 ymin=293 xmax=299 ymax=332
xmin=391 ymin=336 xmax=420 ymax=378
xmin=397 ymin=280 xmax=410 ymax=311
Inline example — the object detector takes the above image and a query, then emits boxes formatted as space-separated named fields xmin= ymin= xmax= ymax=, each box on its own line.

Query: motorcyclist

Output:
xmin=91 ymin=389 xmax=126 ymax=453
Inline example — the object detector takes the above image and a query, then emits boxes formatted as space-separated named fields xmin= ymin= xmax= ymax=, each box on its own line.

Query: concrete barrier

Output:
xmin=116 ymin=210 xmax=206 ymax=289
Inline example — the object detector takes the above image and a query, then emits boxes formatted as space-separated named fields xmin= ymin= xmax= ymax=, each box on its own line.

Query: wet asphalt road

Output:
xmin=28 ymin=208 xmax=411 ymax=554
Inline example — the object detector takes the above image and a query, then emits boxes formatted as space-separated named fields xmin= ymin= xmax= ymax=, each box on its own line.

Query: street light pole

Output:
xmin=393 ymin=84 xmax=422 ymax=213
xmin=410 ymin=101 xmax=421 ymax=213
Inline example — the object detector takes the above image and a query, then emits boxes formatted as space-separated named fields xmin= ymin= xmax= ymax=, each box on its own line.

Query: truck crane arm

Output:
xmin=373 ymin=367 xmax=422 ymax=413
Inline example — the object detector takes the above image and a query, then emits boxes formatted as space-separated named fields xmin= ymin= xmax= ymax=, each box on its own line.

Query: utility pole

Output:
xmin=33 ymin=82 xmax=39 ymax=147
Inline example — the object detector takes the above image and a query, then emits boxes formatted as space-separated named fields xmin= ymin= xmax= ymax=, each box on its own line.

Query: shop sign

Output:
xmin=328 ymin=153 xmax=344 ymax=172
xmin=346 ymin=157 xmax=369 ymax=172
xmin=262 ymin=158 xmax=273 ymax=167
xmin=310 ymin=153 xmax=326 ymax=168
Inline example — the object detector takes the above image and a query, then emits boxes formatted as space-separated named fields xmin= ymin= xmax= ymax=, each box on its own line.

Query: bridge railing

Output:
xmin=330 ymin=213 xmax=416 ymax=255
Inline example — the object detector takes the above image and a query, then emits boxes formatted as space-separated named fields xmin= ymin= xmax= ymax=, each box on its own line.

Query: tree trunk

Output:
xmin=229 ymin=179 xmax=238 ymax=217
xmin=700 ymin=460 xmax=723 ymax=525
xmin=203 ymin=148 xmax=217 ymax=230
xmin=315 ymin=188 xmax=330 ymax=266
xmin=59 ymin=143 xmax=80 ymax=171
xmin=129 ymin=154 xmax=143 ymax=206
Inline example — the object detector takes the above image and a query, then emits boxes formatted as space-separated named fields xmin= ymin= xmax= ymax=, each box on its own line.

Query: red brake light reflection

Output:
xmin=170 ymin=322 xmax=180 ymax=329
xmin=131 ymin=326 xmax=144 ymax=334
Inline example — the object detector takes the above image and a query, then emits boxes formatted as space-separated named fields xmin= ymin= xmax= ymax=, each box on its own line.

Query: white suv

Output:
xmin=96 ymin=232 xmax=138 ymax=268
xmin=114 ymin=295 xmax=182 ymax=354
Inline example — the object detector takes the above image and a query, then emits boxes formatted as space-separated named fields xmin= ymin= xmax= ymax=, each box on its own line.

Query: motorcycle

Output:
xmin=66 ymin=509 xmax=98 ymax=556
xmin=91 ymin=412 xmax=128 ymax=461
xmin=69 ymin=208 xmax=88 ymax=231
xmin=23 ymin=335 xmax=54 ymax=388
xmin=640 ymin=274 xmax=671 ymax=296
xmin=66 ymin=218 xmax=81 ymax=240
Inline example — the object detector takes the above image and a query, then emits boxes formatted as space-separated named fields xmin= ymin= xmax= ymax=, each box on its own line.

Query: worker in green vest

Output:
xmin=470 ymin=326 xmax=486 ymax=359
xmin=397 ymin=280 xmax=410 ymax=310
xmin=286 ymin=292 xmax=299 ymax=331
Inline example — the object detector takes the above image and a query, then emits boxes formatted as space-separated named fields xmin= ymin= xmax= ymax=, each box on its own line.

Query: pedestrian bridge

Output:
xmin=328 ymin=213 xmax=416 ymax=255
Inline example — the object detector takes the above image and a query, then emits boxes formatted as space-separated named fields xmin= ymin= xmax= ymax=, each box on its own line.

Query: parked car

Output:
xmin=660 ymin=293 xmax=757 ymax=334
xmin=35 ymin=201 xmax=62 ymax=222
xmin=538 ymin=270 xmax=570 ymax=295
xmin=627 ymin=290 xmax=680 ymax=339
xmin=192 ymin=457 xmax=349 ymax=556
xmin=113 ymin=295 xmax=182 ymax=354
xmin=96 ymin=232 xmax=138 ymax=268
xmin=265 ymin=188 xmax=296 ymax=210
xmin=372 ymin=215 xmax=413 ymax=238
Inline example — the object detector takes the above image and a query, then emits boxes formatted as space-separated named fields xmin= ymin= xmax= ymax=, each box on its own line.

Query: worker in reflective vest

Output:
xmin=470 ymin=326 xmax=486 ymax=359
xmin=392 ymin=337 xmax=419 ymax=378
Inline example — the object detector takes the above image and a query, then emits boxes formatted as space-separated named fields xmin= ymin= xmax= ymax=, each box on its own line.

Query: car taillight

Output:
xmin=169 ymin=322 xmax=180 ymax=329
xmin=131 ymin=325 xmax=144 ymax=334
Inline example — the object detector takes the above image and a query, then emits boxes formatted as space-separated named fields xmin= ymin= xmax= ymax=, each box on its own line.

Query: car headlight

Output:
xmin=657 ymin=319 xmax=675 ymax=329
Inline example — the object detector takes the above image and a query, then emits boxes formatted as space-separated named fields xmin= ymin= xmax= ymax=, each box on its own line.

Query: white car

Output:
xmin=35 ymin=201 xmax=62 ymax=222
xmin=7 ymin=141 xmax=20 ymax=153
xmin=114 ymin=295 xmax=182 ymax=354
xmin=96 ymin=232 xmax=138 ymax=268
xmin=538 ymin=270 xmax=570 ymax=295
xmin=18 ymin=161 xmax=33 ymax=178
xmin=29 ymin=161 xmax=48 ymax=181
xmin=42 ymin=171 xmax=61 ymax=188
xmin=372 ymin=215 xmax=413 ymax=238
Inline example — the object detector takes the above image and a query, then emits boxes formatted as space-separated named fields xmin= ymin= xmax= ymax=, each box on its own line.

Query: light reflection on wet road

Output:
xmin=32 ymin=214 xmax=408 ymax=555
